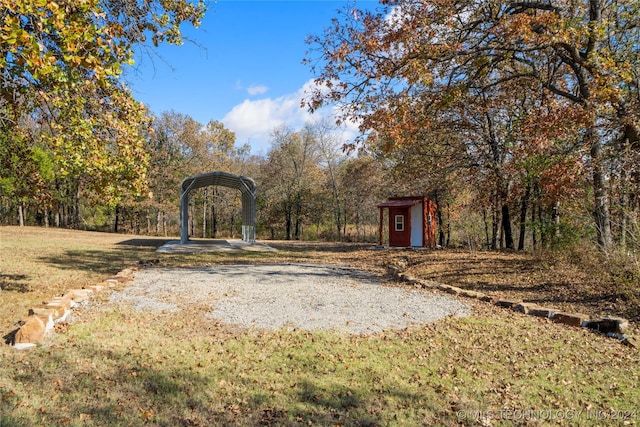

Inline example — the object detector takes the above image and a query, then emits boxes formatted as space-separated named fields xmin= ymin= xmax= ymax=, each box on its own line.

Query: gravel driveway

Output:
xmin=109 ymin=264 xmax=471 ymax=335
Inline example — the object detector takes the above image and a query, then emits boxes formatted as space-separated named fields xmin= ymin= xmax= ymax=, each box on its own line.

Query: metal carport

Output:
xmin=180 ymin=172 xmax=257 ymax=244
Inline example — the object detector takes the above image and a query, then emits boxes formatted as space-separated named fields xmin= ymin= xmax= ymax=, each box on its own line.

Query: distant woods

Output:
xmin=0 ymin=113 xmax=384 ymax=242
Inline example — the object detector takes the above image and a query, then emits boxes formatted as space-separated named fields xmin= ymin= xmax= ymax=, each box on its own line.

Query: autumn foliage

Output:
xmin=305 ymin=0 xmax=640 ymax=252
xmin=1 ymin=0 xmax=205 ymax=221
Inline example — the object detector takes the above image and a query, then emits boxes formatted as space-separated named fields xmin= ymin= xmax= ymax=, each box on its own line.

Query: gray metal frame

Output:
xmin=180 ymin=171 xmax=257 ymax=244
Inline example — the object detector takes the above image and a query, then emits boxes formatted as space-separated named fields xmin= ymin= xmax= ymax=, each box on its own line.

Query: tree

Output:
xmin=261 ymin=125 xmax=322 ymax=240
xmin=196 ymin=120 xmax=246 ymax=238
xmin=305 ymin=0 xmax=640 ymax=251
xmin=1 ymin=0 xmax=205 ymax=113
xmin=0 ymin=128 xmax=54 ymax=225
xmin=307 ymin=120 xmax=349 ymax=240
xmin=1 ymin=0 xmax=206 ymax=222
xmin=340 ymin=153 xmax=384 ymax=242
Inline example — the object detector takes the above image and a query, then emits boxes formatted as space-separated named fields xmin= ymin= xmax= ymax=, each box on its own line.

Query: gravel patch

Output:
xmin=109 ymin=264 xmax=471 ymax=334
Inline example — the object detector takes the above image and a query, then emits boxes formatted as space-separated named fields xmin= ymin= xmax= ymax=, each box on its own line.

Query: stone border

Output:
xmin=384 ymin=262 xmax=638 ymax=349
xmin=9 ymin=267 xmax=138 ymax=350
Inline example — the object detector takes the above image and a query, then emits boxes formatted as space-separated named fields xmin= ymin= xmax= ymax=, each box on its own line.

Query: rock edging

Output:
xmin=385 ymin=262 xmax=637 ymax=349
xmin=10 ymin=267 xmax=138 ymax=350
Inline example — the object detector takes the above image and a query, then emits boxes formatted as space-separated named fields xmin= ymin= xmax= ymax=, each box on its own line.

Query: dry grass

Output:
xmin=1 ymin=227 xmax=639 ymax=426
xmin=398 ymin=249 xmax=640 ymax=325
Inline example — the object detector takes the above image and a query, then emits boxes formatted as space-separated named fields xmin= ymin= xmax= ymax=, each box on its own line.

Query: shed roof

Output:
xmin=377 ymin=199 xmax=421 ymax=208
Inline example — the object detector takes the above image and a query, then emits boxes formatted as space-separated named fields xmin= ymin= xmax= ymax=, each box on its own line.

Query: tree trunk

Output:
xmin=531 ymin=200 xmax=537 ymax=250
xmin=342 ymin=203 xmax=347 ymax=239
xmin=445 ymin=201 xmax=451 ymax=247
xmin=620 ymin=172 xmax=628 ymax=248
xmin=335 ymin=201 xmax=342 ymax=241
xmin=212 ymin=205 xmax=218 ymax=238
xmin=502 ymin=204 xmax=514 ymax=250
xmin=437 ymin=207 xmax=445 ymax=247
xmin=518 ymin=185 xmax=530 ymax=251
xmin=618 ymin=123 xmax=638 ymax=247
xmin=202 ymin=188 xmax=207 ymax=238
xmin=483 ymin=208 xmax=490 ymax=250
xmin=552 ymin=200 xmax=561 ymax=238
xmin=211 ymin=188 xmax=218 ymax=238
xmin=162 ymin=212 xmax=167 ymax=237
xmin=589 ymin=130 xmax=613 ymax=250
xmin=491 ymin=204 xmax=500 ymax=250
xmin=18 ymin=203 xmax=24 ymax=226
xmin=285 ymin=210 xmax=292 ymax=240
xmin=74 ymin=186 xmax=80 ymax=229
xmin=532 ymin=184 xmax=540 ymax=249
xmin=114 ymin=206 xmax=120 ymax=233
xmin=294 ymin=194 xmax=302 ymax=240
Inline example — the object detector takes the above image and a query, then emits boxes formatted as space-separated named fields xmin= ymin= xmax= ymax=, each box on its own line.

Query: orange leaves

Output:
xmin=139 ymin=406 xmax=155 ymax=421
xmin=494 ymin=7 xmax=567 ymax=47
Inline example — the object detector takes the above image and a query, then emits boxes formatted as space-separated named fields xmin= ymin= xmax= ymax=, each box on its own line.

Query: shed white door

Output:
xmin=410 ymin=203 xmax=423 ymax=247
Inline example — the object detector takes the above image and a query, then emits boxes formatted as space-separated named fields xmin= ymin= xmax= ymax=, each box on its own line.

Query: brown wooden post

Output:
xmin=378 ymin=207 xmax=384 ymax=245
xmin=422 ymin=198 xmax=428 ymax=248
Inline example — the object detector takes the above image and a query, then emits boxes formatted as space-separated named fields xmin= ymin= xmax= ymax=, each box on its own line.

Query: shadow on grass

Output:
xmin=2 ymin=328 xmax=19 ymax=345
xmin=268 ymin=241 xmax=373 ymax=253
xmin=0 ymin=414 xmax=32 ymax=427
xmin=116 ymin=238 xmax=173 ymax=248
xmin=0 ymin=273 xmax=30 ymax=292
xmin=1 ymin=339 xmax=440 ymax=427
xmin=37 ymin=247 xmax=158 ymax=276
xmin=296 ymin=380 xmax=375 ymax=425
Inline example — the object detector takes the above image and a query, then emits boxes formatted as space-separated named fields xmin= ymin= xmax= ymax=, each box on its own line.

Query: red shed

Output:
xmin=377 ymin=196 xmax=437 ymax=248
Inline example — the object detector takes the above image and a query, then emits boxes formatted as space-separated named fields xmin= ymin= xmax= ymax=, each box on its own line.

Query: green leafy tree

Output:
xmin=1 ymin=0 xmax=206 ymax=224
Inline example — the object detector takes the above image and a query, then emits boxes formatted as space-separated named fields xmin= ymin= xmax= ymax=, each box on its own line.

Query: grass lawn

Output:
xmin=1 ymin=227 xmax=638 ymax=426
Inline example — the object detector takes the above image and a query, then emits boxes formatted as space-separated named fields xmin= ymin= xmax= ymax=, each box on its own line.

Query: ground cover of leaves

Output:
xmin=1 ymin=227 xmax=638 ymax=426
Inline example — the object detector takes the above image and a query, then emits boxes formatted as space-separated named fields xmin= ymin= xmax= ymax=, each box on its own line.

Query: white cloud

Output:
xmin=247 ymin=84 xmax=269 ymax=96
xmin=222 ymin=79 xmax=361 ymax=155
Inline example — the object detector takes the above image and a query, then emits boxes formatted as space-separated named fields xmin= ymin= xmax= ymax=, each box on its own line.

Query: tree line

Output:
xmin=0 ymin=103 xmax=386 ymax=242
xmin=1 ymin=0 xmax=638 ymax=254
xmin=111 ymin=113 xmax=383 ymax=242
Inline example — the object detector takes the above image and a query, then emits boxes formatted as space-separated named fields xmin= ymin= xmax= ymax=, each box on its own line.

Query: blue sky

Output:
xmin=125 ymin=0 xmax=382 ymax=155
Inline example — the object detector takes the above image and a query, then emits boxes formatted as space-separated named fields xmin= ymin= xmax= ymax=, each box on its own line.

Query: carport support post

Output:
xmin=180 ymin=187 xmax=189 ymax=244
xmin=180 ymin=177 xmax=196 ymax=244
